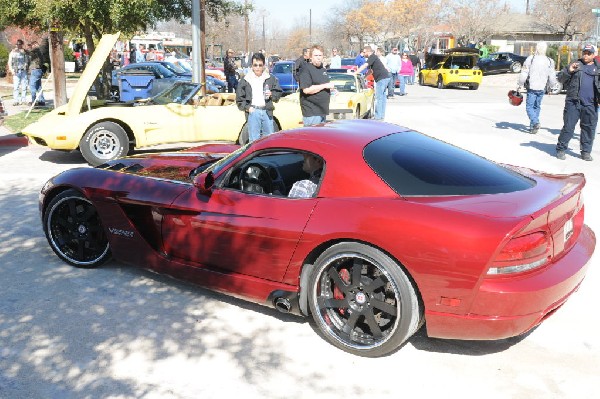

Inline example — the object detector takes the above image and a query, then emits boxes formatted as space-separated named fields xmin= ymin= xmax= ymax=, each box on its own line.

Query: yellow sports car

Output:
xmin=22 ymin=34 xmax=303 ymax=166
xmin=419 ymin=47 xmax=483 ymax=90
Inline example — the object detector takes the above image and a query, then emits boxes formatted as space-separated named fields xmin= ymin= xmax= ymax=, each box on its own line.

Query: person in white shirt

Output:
xmin=329 ymin=48 xmax=341 ymax=69
xmin=386 ymin=47 xmax=401 ymax=98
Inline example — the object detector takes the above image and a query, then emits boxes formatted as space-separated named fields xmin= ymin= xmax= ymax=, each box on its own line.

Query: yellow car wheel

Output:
xmin=80 ymin=121 xmax=130 ymax=166
xmin=437 ymin=76 xmax=445 ymax=89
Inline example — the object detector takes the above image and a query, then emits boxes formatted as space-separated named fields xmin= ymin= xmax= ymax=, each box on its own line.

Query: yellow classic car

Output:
xmin=419 ymin=47 xmax=483 ymax=90
xmin=280 ymin=70 xmax=374 ymax=120
xmin=22 ymin=33 xmax=303 ymax=166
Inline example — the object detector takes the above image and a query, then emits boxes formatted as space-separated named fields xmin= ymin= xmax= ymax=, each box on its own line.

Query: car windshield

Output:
xmin=150 ymin=82 xmax=200 ymax=105
xmin=162 ymin=62 xmax=188 ymax=75
xmin=329 ymin=73 xmax=356 ymax=92
xmin=146 ymin=63 xmax=176 ymax=78
xmin=341 ymin=58 xmax=355 ymax=66
xmin=207 ymin=143 xmax=251 ymax=175
xmin=273 ymin=63 xmax=293 ymax=74
xmin=443 ymin=55 xmax=476 ymax=69
xmin=364 ymin=132 xmax=534 ymax=196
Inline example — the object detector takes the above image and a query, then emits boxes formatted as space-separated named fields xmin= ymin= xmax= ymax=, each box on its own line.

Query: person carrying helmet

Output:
xmin=517 ymin=41 xmax=558 ymax=134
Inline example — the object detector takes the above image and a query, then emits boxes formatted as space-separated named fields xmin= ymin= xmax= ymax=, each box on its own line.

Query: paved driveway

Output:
xmin=0 ymin=74 xmax=597 ymax=398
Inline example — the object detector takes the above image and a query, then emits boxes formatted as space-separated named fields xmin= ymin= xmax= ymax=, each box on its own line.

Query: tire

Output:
xmin=437 ymin=75 xmax=445 ymax=89
xmin=469 ymin=83 xmax=479 ymax=90
xmin=364 ymin=96 xmax=375 ymax=119
xmin=307 ymin=242 xmax=422 ymax=357
xmin=110 ymin=86 xmax=120 ymax=102
xmin=510 ymin=62 xmax=522 ymax=73
xmin=43 ymin=189 xmax=111 ymax=268
xmin=239 ymin=119 xmax=280 ymax=145
xmin=80 ymin=122 xmax=130 ymax=166
xmin=354 ymin=105 xmax=361 ymax=119
xmin=419 ymin=74 xmax=424 ymax=86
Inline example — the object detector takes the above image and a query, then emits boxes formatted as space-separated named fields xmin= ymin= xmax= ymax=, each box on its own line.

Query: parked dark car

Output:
xmin=477 ymin=52 xmax=527 ymax=74
xmin=271 ymin=60 xmax=298 ymax=94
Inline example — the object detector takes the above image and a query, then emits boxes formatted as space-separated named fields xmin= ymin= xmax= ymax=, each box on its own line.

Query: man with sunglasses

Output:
xmin=555 ymin=43 xmax=600 ymax=161
xmin=236 ymin=53 xmax=282 ymax=142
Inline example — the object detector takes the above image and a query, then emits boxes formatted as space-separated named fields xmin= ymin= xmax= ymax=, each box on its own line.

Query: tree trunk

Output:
xmin=83 ymin=21 xmax=111 ymax=100
xmin=49 ymin=30 xmax=67 ymax=107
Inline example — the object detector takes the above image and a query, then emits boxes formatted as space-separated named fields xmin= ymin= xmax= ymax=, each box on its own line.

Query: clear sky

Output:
xmin=250 ymin=0 xmax=527 ymax=25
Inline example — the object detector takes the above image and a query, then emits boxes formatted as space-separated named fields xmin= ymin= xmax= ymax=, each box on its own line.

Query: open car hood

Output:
xmin=67 ymin=33 xmax=120 ymax=116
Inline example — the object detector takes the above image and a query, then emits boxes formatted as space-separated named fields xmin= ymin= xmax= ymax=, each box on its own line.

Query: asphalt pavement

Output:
xmin=0 ymin=73 xmax=598 ymax=398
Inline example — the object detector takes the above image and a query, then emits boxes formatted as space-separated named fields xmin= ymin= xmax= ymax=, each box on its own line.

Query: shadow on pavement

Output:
xmin=495 ymin=121 xmax=529 ymax=133
xmin=39 ymin=149 xmax=87 ymax=165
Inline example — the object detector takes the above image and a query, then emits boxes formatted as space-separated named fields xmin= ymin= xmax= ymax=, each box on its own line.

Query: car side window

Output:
xmin=222 ymin=150 xmax=324 ymax=198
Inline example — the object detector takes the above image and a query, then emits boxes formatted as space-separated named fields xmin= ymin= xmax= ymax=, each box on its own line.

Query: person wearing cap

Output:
xmin=555 ymin=43 xmax=600 ymax=161
xmin=517 ymin=41 xmax=558 ymax=134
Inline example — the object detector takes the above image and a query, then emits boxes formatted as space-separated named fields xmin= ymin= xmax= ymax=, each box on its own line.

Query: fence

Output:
xmin=514 ymin=41 xmax=588 ymax=70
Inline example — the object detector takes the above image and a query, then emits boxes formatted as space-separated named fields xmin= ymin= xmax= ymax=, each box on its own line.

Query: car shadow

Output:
xmin=39 ymin=149 xmax=87 ymax=165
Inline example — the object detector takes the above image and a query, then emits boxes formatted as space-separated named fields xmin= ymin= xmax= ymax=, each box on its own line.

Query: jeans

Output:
xmin=29 ymin=68 xmax=45 ymax=104
xmin=13 ymin=70 xmax=28 ymax=103
xmin=399 ymin=75 xmax=410 ymax=95
xmin=226 ymin=74 xmax=237 ymax=93
xmin=525 ymin=89 xmax=545 ymax=127
xmin=248 ymin=109 xmax=274 ymax=142
xmin=374 ymin=77 xmax=390 ymax=120
xmin=388 ymin=72 xmax=398 ymax=96
xmin=557 ymin=99 xmax=598 ymax=154
xmin=303 ymin=115 xmax=326 ymax=126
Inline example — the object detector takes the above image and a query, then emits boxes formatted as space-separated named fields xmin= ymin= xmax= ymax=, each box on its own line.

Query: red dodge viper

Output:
xmin=40 ymin=120 xmax=595 ymax=357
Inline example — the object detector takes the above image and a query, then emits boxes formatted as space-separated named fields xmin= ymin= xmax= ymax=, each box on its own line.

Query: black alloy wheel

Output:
xmin=307 ymin=242 xmax=422 ymax=357
xmin=43 ymin=189 xmax=111 ymax=267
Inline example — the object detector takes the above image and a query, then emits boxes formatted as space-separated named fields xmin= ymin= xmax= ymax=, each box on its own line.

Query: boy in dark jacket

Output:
xmin=236 ymin=53 xmax=282 ymax=143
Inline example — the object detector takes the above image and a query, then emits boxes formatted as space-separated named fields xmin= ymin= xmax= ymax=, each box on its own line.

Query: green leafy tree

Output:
xmin=0 ymin=0 xmax=244 ymax=99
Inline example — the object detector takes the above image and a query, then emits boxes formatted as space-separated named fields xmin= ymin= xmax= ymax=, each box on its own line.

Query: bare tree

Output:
xmin=445 ymin=0 xmax=510 ymax=45
xmin=533 ymin=0 xmax=596 ymax=40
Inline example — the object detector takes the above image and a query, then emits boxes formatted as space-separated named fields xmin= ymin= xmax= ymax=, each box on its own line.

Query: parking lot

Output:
xmin=0 ymin=74 xmax=598 ymax=398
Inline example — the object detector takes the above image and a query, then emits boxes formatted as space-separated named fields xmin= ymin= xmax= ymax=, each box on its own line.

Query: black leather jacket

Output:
xmin=558 ymin=58 xmax=600 ymax=103
xmin=235 ymin=74 xmax=282 ymax=118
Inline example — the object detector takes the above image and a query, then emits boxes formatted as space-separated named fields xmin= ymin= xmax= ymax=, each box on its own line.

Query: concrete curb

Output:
xmin=0 ymin=125 xmax=29 ymax=147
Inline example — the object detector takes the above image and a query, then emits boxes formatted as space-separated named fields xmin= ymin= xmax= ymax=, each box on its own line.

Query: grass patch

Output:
xmin=3 ymin=108 xmax=52 ymax=133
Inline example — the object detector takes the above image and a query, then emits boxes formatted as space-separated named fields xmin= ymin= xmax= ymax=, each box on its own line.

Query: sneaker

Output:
xmin=530 ymin=124 xmax=540 ymax=134
xmin=582 ymin=152 xmax=593 ymax=161
xmin=12 ymin=101 xmax=19 ymax=106
xmin=556 ymin=150 xmax=566 ymax=160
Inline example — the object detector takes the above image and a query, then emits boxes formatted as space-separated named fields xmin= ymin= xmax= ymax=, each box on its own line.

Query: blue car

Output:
xmin=112 ymin=61 xmax=225 ymax=101
xmin=271 ymin=61 xmax=298 ymax=95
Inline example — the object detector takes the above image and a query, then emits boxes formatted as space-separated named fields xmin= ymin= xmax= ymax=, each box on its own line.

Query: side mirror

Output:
xmin=193 ymin=171 xmax=214 ymax=194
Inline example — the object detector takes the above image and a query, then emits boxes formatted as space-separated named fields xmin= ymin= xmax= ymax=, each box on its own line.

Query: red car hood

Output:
xmin=98 ymin=143 xmax=239 ymax=183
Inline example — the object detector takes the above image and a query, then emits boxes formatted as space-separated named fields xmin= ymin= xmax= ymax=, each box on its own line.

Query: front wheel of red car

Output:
xmin=43 ymin=189 xmax=111 ymax=268
xmin=307 ymin=242 xmax=422 ymax=357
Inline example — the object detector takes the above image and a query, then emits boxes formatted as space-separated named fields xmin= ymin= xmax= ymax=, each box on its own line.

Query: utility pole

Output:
xmin=191 ymin=0 xmax=206 ymax=95
xmin=525 ymin=0 xmax=530 ymax=15
xmin=262 ymin=15 xmax=266 ymax=50
xmin=244 ymin=0 xmax=249 ymax=53
xmin=309 ymin=9 xmax=312 ymax=44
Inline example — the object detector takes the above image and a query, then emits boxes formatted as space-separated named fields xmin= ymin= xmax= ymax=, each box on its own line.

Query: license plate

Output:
xmin=564 ymin=218 xmax=574 ymax=243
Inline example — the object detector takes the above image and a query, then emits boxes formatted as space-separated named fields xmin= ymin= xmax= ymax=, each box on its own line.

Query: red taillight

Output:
xmin=487 ymin=232 xmax=551 ymax=275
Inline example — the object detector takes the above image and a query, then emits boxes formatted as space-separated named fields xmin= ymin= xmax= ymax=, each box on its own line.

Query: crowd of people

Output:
xmin=7 ymin=39 xmax=47 ymax=107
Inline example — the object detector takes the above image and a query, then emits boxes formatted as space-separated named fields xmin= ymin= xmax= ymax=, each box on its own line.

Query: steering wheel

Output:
xmin=239 ymin=163 xmax=273 ymax=194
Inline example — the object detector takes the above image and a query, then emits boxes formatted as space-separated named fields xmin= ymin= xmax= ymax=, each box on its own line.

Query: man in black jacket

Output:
xmin=556 ymin=43 xmax=600 ymax=161
xmin=236 ymin=53 xmax=282 ymax=143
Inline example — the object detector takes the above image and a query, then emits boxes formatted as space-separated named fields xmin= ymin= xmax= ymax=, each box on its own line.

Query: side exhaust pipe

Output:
xmin=274 ymin=297 xmax=291 ymax=313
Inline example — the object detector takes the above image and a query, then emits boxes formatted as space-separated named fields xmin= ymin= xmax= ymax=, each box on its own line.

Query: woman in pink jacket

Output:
xmin=399 ymin=53 xmax=414 ymax=96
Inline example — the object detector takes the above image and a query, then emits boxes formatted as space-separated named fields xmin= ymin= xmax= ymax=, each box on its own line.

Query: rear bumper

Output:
xmin=327 ymin=108 xmax=353 ymax=121
xmin=425 ymin=224 xmax=595 ymax=340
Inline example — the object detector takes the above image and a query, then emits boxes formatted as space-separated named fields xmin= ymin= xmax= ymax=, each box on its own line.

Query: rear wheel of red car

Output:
xmin=307 ymin=242 xmax=422 ymax=357
xmin=80 ymin=121 xmax=130 ymax=166
xmin=437 ymin=76 xmax=445 ymax=89
xmin=43 ymin=189 xmax=111 ymax=268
